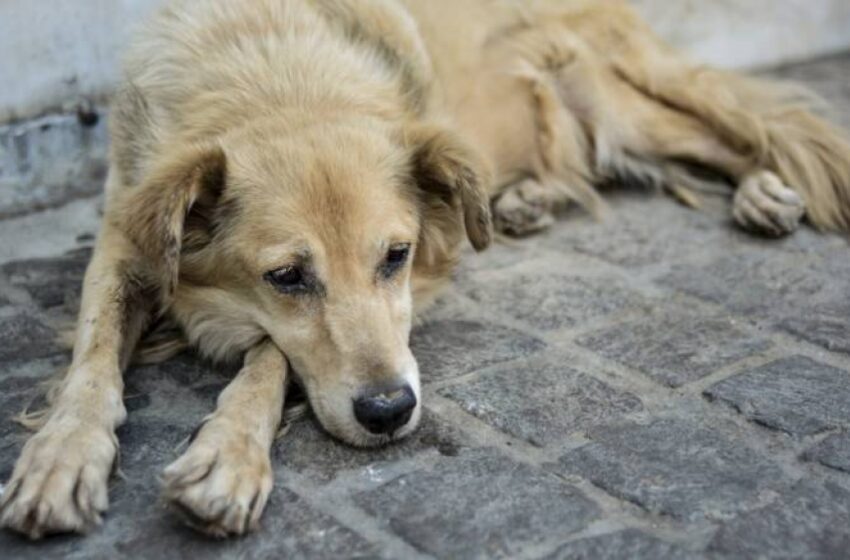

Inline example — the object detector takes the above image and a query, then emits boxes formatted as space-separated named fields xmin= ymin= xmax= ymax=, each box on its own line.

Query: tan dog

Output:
xmin=3 ymin=0 xmax=849 ymax=540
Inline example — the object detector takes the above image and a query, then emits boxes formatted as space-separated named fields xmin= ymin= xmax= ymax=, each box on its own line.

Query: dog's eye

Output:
xmin=264 ymin=265 xmax=308 ymax=294
xmin=380 ymin=243 xmax=411 ymax=279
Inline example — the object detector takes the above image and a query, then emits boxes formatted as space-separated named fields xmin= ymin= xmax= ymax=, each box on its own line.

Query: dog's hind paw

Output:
xmin=0 ymin=420 xmax=115 ymax=539
xmin=493 ymin=179 xmax=559 ymax=236
xmin=733 ymin=171 xmax=806 ymax=237
xmin=163 ymin=418 xmax=273 ymax=538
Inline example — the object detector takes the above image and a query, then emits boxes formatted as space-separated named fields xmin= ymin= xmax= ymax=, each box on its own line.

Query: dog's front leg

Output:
xmin=162 ymin=340 xmax=287 ymax=537
xmin=0 ymin=222 xmax=151 ymax=539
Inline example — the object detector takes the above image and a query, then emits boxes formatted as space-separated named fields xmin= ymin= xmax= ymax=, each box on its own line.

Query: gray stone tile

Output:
xmin=543 ymin=529 xmax=699 ymax=560
xmin=802 ymin=432 xmax=850 ymax=473
xmin=708 ymin=481 xmax=850 ymax=560
xmin=556 ymin=417 xmax=786 ymax=521
xmin=539 ymin=194 xmax=732 ymax=268
xmin=780 ymin=300 xmax=850 ymax=356
xmin=1 ymin=248 xmax=91 ymax=311
xmin=438 ymin=352 xmax=643 ymax=447
xmin=705 ymin=355 xmax=850 ymax=436
xmin=660 ymin=248 xmax=850 ymax=350
xmin=125 ymin=353 xmax=234 ymax=394
xmin=465 ymin=270 xmax=649 ymax=332
xmin=577 ymin=309 xmax=772 ymax=387
xmin=273 ymin=409 xmax=468 ymax=482
xmin=411 ymin=319 xmax=546 ymax=383
xmin=660 ymin=250 xmax=828 ymax=319
xmin=0 ymin=311 xmax=61 ymax=363
xmin=116 ymin=417 xmax=192 ymax=475
xmin=355 ymin=449 xmax=600 ymax=559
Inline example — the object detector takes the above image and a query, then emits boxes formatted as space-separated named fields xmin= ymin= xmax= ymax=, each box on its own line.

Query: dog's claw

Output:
xmin=733 ymin=171 xmax=806 ymax=237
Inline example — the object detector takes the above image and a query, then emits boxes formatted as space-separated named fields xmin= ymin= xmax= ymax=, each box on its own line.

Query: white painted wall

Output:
xmin=2 ymin=0 xmax=850 ymax=122
xmin=632 ymin=0 xmax=850 ymax=69
xmin=0 ymin=0 xmax=163 ymax=122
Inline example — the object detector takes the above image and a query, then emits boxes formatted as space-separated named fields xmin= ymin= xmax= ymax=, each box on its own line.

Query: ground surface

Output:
xmin=2 ymin=54 xmax=850 ymax=559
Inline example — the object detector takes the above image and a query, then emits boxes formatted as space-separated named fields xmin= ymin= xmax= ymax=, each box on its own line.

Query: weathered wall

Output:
xmin=0 ymin=1 xmax=161 ymax=123
xmin=632 ymin=0 xmax=850 ymax=70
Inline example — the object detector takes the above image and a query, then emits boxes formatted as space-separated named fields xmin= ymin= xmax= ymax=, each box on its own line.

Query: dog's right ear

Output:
xmin=404 ymin=123 xmax=493 ymax=252
xmin=115 ymin=143 xmax=227 ymax=305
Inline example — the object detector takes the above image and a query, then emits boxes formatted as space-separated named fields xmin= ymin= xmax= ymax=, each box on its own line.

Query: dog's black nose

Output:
xmin=353 ymin=384 xmax=417 ymax=434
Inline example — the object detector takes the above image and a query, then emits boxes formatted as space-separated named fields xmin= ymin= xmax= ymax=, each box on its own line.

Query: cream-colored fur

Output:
xmin=4 ymin=0 xmax=850 ymax=540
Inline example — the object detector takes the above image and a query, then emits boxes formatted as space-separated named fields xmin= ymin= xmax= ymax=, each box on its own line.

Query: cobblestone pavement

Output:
xmin=2 ymin=54 xmax=850 ymax=559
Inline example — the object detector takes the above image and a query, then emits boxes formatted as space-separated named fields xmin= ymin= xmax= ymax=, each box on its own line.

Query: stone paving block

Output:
xmin=1 ymin=248 xmax=91 ymax=310
xmin=116 ymin=417 xmax=191 ymax=475
xmin=779 ymin=300 xmax=850 ymax=355
xmin=708 ymin=481 xmax=850 ymax=560
xmin=273 ymin=409 xmax=468 ymax=482
xmin=543 ymin=529 xmax=699 ymax=560
xmin=539 ymin=195 xmax=732 ymax=268
xmin=802 ymin=432 xmax=850 ymax=473
xmin=0 ymin=311 xmax=61 ymax=363
xmin=577 ymin=309 xmax=772 ymax=387
xmin=465 ymin=270 xmax=649 ymax=332
xmin=705 ymin=355 xmax=850 ymax=436
xmin=660 ymin=248 xmax=850 ymax=350
xmin=125 ymin=352 xmax=236 ymax=394
xmin=660 ymin=250 xmax=827 ymax=319
xmin=438 ymin=352 xmax=643 ymax=447
xmin=411 ymin=319 xmax=546 ymax=383
xmin=556 ymin=417 xmax=785 ymax=521
xmin=355 ymin=449 xmax=600 ymax=559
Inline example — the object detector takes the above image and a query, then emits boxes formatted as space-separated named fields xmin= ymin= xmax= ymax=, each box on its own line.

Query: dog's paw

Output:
xmin=162 ymin=419 xmax=273 ymax=538
xmin=0 ymin=420 xmax=116 ymax=539
xmin=493 ymin=179 xmax=558 ymax=236
xmin=733 ymin=171 xmax=806 ymax=237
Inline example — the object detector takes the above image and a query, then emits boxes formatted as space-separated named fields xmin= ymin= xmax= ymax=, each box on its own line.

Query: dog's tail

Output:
xmin=618 ymin=61 xmax=850 ymax=232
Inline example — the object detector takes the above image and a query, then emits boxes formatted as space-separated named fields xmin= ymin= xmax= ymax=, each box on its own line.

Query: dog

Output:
xmin=3 ymin=0 xmax=850 ymax=540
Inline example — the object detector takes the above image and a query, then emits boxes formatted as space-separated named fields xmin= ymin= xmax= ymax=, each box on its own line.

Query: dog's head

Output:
xmin=120 ymin=118 xmax=491 ymax=446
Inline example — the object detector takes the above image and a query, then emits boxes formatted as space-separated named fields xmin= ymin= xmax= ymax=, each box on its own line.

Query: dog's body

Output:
xmin=3 ymin=0 xmax=850 ymax=539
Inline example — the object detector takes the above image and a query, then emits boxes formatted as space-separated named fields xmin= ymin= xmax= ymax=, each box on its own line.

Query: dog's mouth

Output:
xmin=285 ymin=368 xmax=420 ymax=447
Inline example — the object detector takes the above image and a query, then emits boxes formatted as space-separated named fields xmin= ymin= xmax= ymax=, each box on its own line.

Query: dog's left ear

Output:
xmin=404 ymin=123 xmax=493 ymax=251
xmin=116 ymin=143 xmax=227 ymax=304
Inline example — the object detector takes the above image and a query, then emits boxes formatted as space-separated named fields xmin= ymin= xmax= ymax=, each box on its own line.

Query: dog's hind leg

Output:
xmin=0 ymin=180 xmax=153 ymax=538
xmin=562 ymin=2 xmax=850 ymax=234
xmin=162 ymin=340 xmax=287 ymax=537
